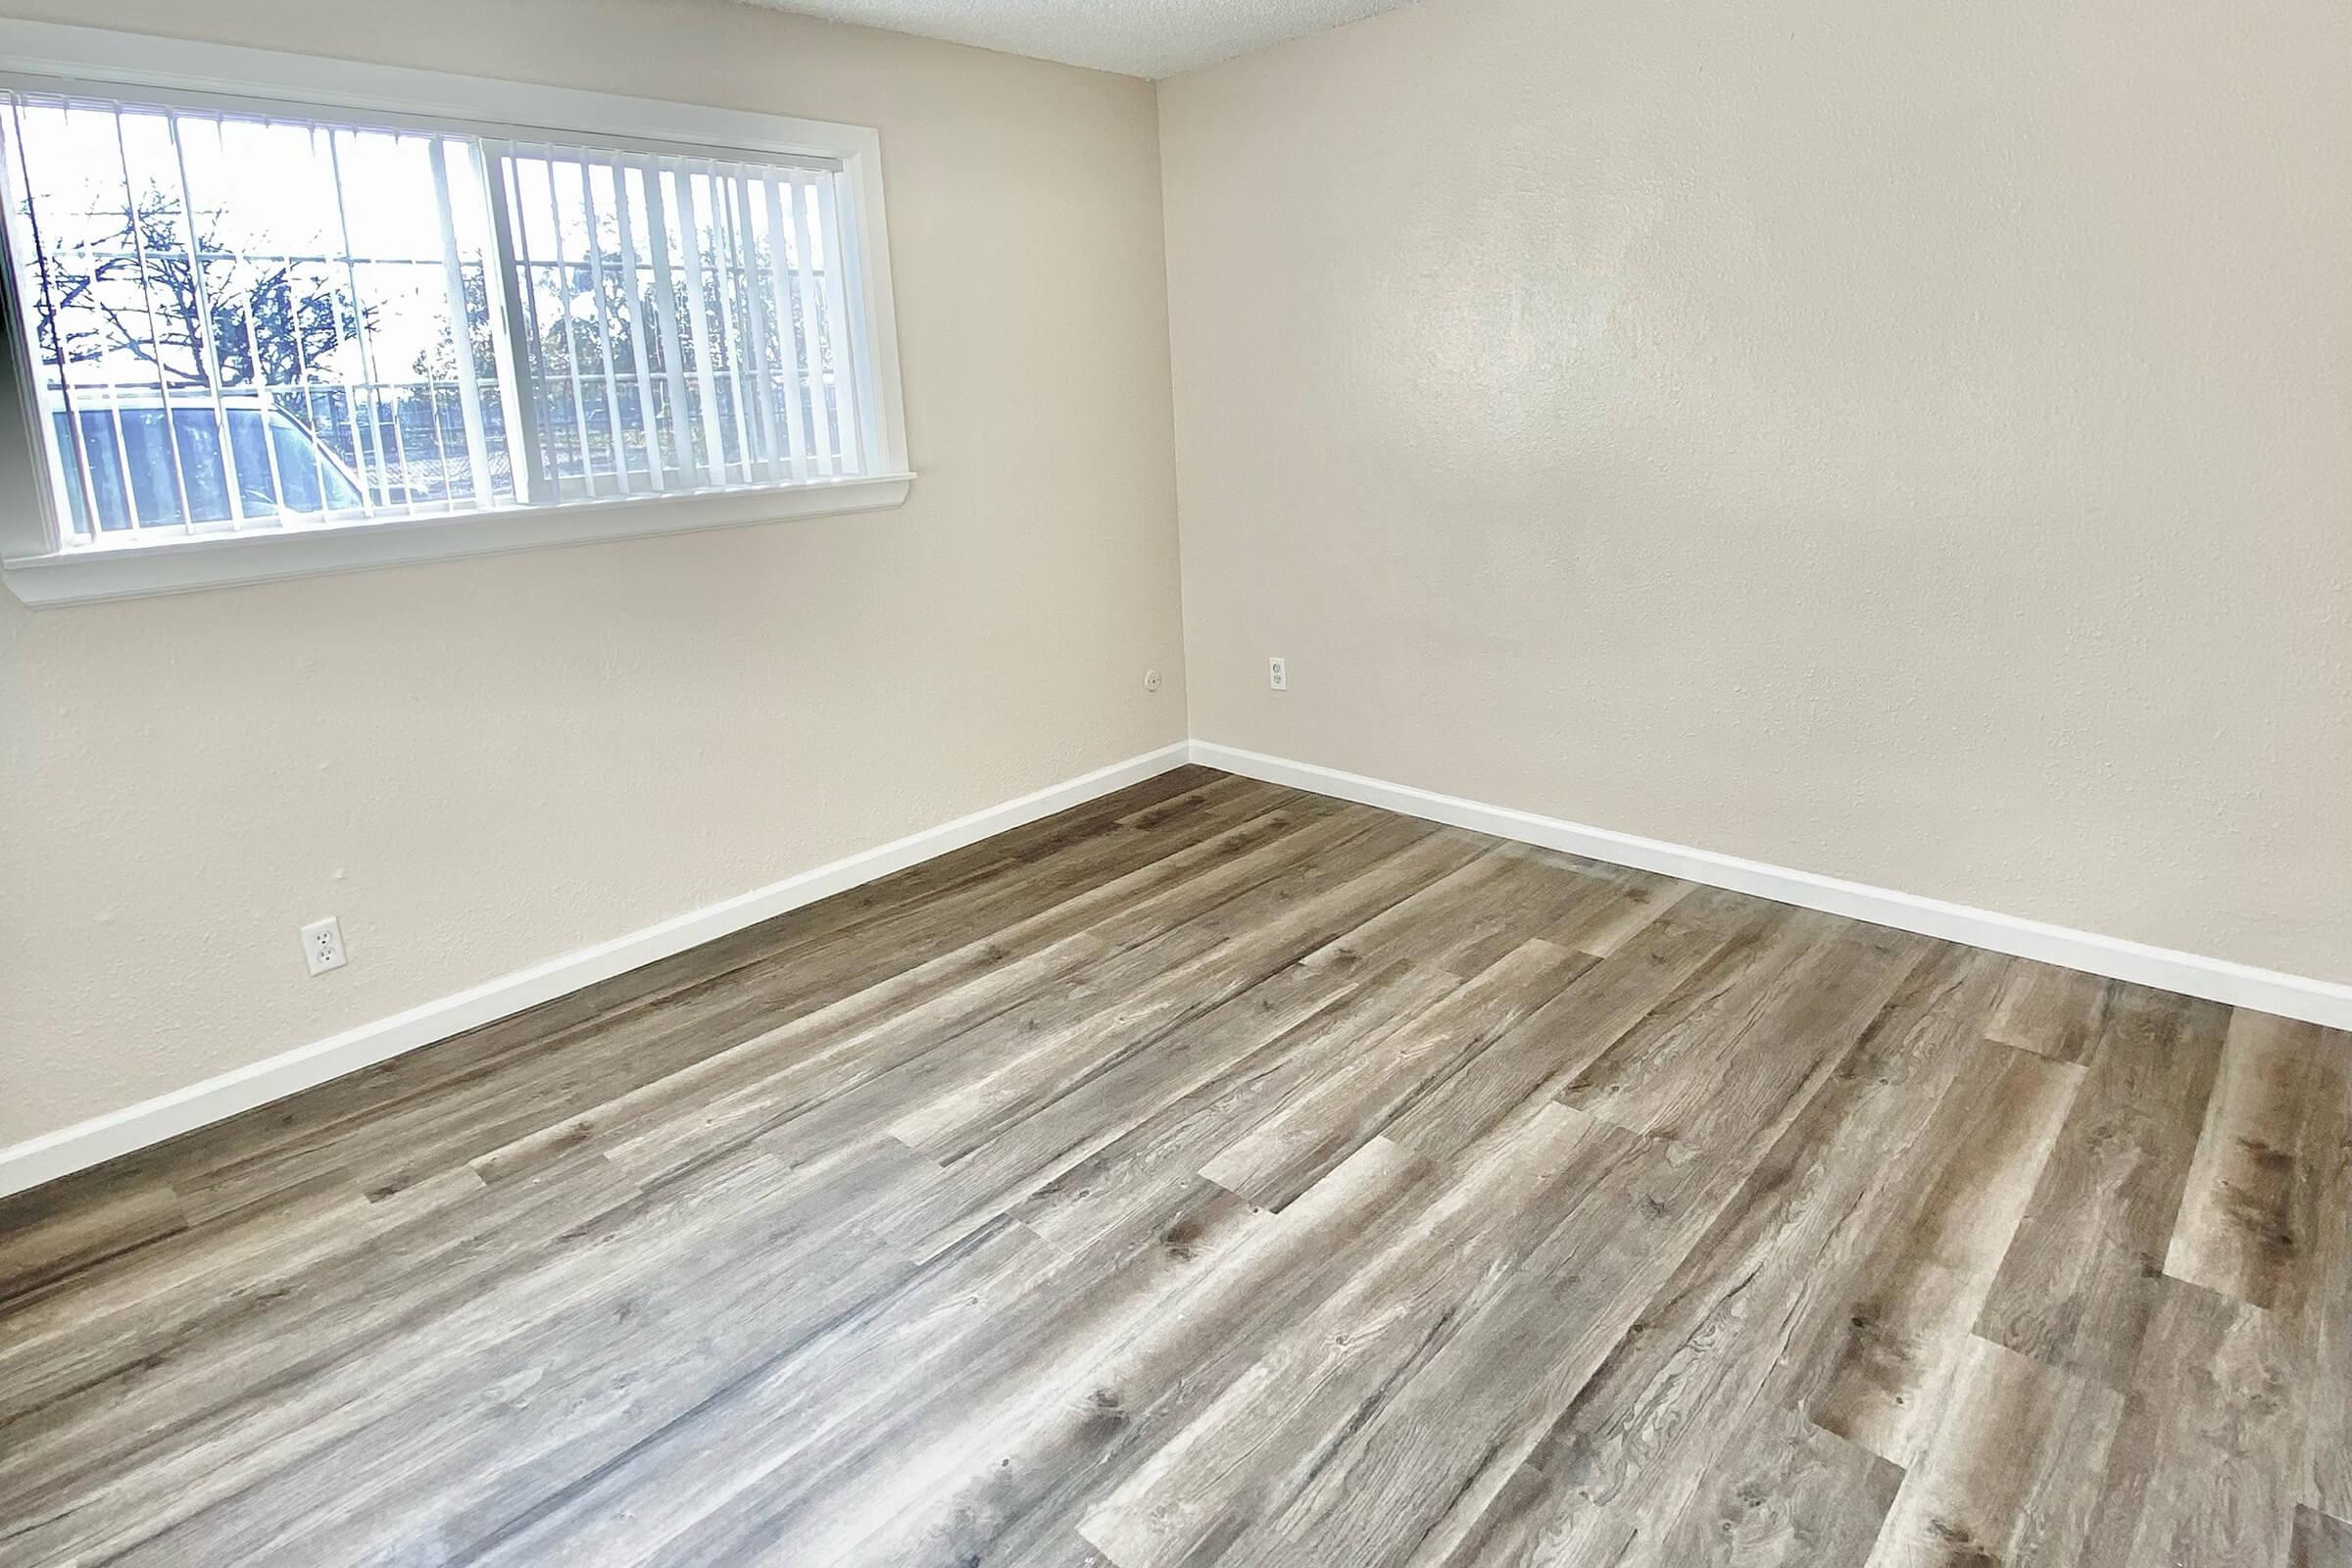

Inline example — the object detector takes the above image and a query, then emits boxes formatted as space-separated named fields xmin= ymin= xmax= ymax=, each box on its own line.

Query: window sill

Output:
xmin=1 ymin=473 xmax=915 ymax=607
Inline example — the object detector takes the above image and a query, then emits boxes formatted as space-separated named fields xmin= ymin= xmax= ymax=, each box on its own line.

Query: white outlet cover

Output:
xmin=301 ymin=915 xmax=347 ymax=976
xmin=1268 ymin=657 xmax=1288 ymax=691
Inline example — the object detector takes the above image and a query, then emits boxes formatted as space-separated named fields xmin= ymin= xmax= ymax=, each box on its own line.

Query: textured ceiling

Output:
xmin=733 ymin=0 xmax=1416 ymax=77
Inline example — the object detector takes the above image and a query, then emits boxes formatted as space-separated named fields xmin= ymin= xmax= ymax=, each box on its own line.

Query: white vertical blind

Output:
xmin=0 ymin=81 xmax=875 ymax=552
xmin=426 ymin=135 xmax=495 ymax=509
xmin=496 ymin=142 xmax=862 ymax=504
xmin=601 ymin=151 xmax=665 ymax=492
xmin=0 ymin=85 xmax=521 ymax=541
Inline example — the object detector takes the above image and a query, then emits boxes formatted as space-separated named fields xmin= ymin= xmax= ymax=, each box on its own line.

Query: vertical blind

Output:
xmin=493 ymin=142 xmax=863 ymax=501
xmin=0 ymin=83 xmax=869 ymax=547
xmin=0 ymin=87 xmax=511 ymax=537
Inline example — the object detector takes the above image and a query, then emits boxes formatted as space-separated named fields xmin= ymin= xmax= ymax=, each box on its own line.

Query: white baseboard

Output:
xmin=1192 ymin=740 xmax=2352 ymax=1032
xmin=0 ymin=743 xmax=1191 ymax=1200
xmin=11 ymin=733 xmax=2342 ymax=1201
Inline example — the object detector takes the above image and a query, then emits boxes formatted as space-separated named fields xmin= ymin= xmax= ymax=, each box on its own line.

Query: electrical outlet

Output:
xmin=1268 ymin=656 xmax=1288 ymax=692
xmin=301 ymin=916 xmax=347 ymax=976
xmin=1144 ymin=668 xmax=1163 ymax=693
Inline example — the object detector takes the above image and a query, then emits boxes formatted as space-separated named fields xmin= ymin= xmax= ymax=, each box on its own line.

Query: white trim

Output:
xmin=0 ymin=18 xmax=913 ymax=594
xmin=0 ymin=742 xmax=1189 ymax=1198
xmin=1191 ymin=740 xmax=2352 ymax=1032
xmin=13 ymin=732 xmax=2341 ymax=1200
xmin=3 ymin=473 xmax=914 ymax=605
xmin=0 ymin=20 xmax=885 ymax=179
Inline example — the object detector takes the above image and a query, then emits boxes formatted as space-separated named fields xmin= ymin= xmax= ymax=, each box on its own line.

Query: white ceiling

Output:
xmin=735 ymin=0 xmax=1415 ymax=78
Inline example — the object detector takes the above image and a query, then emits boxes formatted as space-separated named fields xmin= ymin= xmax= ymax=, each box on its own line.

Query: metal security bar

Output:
xmin=0 ymin=86 xmax=523 ymax=542
xmin=493 ymin=142 xmax=860 ymax=502
xmin=0 ymin=79 xmax=869 ymax=553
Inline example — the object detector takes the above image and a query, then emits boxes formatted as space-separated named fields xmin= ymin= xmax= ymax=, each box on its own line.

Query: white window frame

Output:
xmin=0 ymin=19 xmax=911 ymax=606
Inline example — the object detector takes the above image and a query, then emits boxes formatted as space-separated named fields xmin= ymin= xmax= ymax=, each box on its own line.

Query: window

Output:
xmin=0 ymin=21 xmax=909 ymax=604
xmin=500 ymin=144 xmax=870 ymax=498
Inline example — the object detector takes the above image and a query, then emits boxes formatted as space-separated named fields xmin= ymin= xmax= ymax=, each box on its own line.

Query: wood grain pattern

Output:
xmin=0 ymin=766 xmax=2336 ymax=1568
xmin=1382 ymin=887 xmax=1758 ymax=1165
xmin=1974 ymin=981 xmax=2232 ymax=1388
xmin=1984 ymin=956 xmax=2116 ymax=1064
xmin=2296 ymin=1507 xmax=2352 ymax=1568
xmin=1864 ymin=1335 xmax=2126 ymax=1568
xmin=2168 ymin=1010 xmax=2336 ymax=1310
xmin=0 ymin=1176 xmax=186 ymax=1305
xmin=2296 ymin=1028 xmax=2352 ymax=1519
xmin=1083 ymin=1102 xmax=1634 ymax=1567
xmin=1199 ymin=938 xmax=1589 ymax=1209
xmin=1645 ymin=1404 xmax=1902 ymax=1568
xmin=2079 ymin=1277 xmax=2306 ymax=1568
xmin=1459 ymin=945 xmax=2013 ymax=1568
xmin=1803 ymin=1037 xmax=2082 ymax=1467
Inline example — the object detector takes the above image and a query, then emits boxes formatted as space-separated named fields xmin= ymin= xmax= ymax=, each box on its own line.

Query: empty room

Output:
xmin=0 ymin=0 xmax=2346 ymax=1560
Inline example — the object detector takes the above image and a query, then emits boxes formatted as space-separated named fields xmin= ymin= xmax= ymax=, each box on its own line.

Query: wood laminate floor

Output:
xmin=3 ymin=766 xmax=2347 ymax=1567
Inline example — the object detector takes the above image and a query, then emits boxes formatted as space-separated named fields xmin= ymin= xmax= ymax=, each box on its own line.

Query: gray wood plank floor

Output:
xmin=2 ymin=765 xmax=2345 ymax=1566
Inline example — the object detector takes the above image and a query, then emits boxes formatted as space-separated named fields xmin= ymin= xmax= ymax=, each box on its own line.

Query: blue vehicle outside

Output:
xmin=51 ymin=404 xmax=368 ymax=534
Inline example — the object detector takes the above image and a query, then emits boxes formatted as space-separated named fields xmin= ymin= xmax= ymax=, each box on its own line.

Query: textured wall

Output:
xmin=0 ymin=0 xmax=1187 ymax=1145
xmin=1160 ymin=0 xmax=2352 ymax=981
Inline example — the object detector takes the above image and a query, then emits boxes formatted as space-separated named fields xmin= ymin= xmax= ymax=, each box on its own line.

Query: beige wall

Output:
xmin=0 ymin=0 xmax=1187 ymax=1146
xmin=1160 ymin=0 xmax=2352 ymax=982
xmin=9 ymin=0 xmax=2349 ymax=1157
